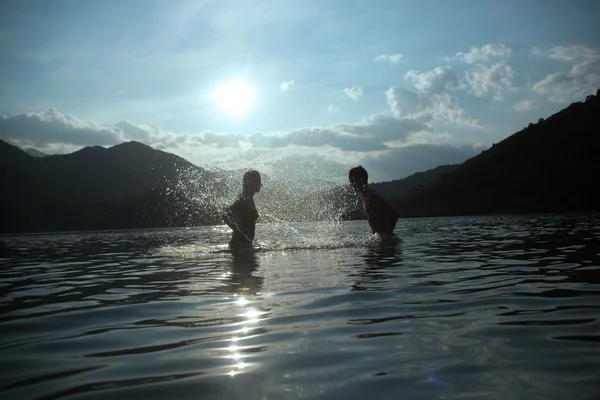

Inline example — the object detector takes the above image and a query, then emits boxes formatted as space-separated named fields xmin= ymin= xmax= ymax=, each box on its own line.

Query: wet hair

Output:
xmin=243 ymin=169 xmax=261 ymax=187
xmin=348 ymin=165 xmax=368 ymax=183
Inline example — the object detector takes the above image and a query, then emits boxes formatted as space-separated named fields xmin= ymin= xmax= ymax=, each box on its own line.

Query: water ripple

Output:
xmin=1 ymin=215 xmax=599 ymax=399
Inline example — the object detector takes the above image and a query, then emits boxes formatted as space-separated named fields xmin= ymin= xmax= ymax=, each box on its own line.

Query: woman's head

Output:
xmin=243 ymin=169 xmax=262 ymax=194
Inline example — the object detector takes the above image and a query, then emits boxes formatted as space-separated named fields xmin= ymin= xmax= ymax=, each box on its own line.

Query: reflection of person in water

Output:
xmin=348 ymin=166 xmax=399 ymax=237
xmin=223 ymin=170 xmax=262 ymax=249
xmin=231 ymin=250 xmax=263 ymax=295
xmin=352 ymin=243 xmax=403 ymax=292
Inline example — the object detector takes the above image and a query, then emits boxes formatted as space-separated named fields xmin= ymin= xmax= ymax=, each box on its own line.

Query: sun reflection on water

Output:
xmin=223 ymin=291 xmax=270 ymax=377
xmin=236 ymin=296 xmax=250 ymax=306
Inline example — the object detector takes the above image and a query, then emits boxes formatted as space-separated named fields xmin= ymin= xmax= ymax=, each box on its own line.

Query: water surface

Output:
xmin=1 ymin=215 xmax=599 ymax=399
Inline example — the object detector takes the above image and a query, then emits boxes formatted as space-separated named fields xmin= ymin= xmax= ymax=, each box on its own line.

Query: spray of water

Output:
xmin=152 ymin=154 xmax=368 ymax=253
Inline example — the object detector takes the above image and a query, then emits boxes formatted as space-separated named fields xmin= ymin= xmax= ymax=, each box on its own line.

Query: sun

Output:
xmin=211 ymin=77 xmax=256 ymax=119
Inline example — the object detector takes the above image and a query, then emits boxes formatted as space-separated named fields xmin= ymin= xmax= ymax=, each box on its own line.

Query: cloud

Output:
xmin=513 ymin=99 xmax=541 ymax=112
xmin=374 ymin=53 xmax=404 ymax=64
xmin=0 ymin=108 xmax=123 ymax=148
xmin=0 ymin=105 xmax=435 ymax=155
xmin=248 ymin=113 xmax=431 ymax=152
xmin=386 ymin=87 xmax=480 ymax=127
xmin=405 ymin=66 xmax=461 ymax=94
xmin=531 ymin=45 xmax=599 ymax=63
xmin=531 ymin=45 xmax=600 ymax=102
xmin=344 ymin=86 xmax=363 ymax=101
xmin=445 ymin=44 xmax=512 ymax=64
xmin=384 ymin=66 xmax=481 ymax=127
xmin=466 ymin=62 xmax=515 ymax=100
xmin=279 ymin=80 xmax=294 ymax=91
xmin=193 ymin=131 xmax=248 ymax=148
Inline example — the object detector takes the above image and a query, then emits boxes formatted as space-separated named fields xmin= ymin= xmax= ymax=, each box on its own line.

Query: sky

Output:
xmin=1 ymin=0 xmax=600 ymax=184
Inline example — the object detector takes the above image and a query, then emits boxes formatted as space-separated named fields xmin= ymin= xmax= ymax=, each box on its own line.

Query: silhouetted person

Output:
xmin=349 ymin=165 xmax=398 ymax=237
xmin=223 ymin=170 xmax=262 ymax=249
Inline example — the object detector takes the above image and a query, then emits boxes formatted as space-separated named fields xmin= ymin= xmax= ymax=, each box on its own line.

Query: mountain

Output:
xmin=370 ymin=164 xmax=457 ymax=199
xmin=24 ymin=148 xmax=48 ymax=157
xmin=391 ymin=90 xmax=600 ymax=217
xmin=35 ymin=141 xmax=226 ymax=203
xmin=0 ymin=140 xmax=235 ymax=233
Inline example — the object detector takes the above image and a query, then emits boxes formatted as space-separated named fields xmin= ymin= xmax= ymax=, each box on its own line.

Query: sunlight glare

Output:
xmin=241 ymin=307 xmax=267 ymax=324
xmin=236 ymin=296 xmax=250 ymax=306
xmin=211 ymin=77 xmax=256 ymax=119
xmin=239 ymin=326 xmax=250 ymax=334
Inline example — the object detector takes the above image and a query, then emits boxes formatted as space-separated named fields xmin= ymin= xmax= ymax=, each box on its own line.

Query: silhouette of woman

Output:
xmin=222 ymin=170 xmax=262 ymax=249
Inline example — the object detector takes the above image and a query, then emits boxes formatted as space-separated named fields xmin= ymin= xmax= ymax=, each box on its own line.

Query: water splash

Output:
xmin=161 ymin=162 xmax=361 ymax=228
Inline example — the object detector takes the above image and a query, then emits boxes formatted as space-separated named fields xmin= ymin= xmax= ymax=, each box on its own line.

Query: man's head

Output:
xmin=243 ymin=169 xmax=262 ymax=194
xmin=349 ymin=165 xmax=368 ymax=193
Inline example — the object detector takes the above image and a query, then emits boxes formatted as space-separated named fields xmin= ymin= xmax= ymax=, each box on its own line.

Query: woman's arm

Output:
xmin=223 ymin=199 xmax=245 ymax=232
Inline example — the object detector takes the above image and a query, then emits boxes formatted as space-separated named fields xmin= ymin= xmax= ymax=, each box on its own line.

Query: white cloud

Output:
xmin=405 ymin=66 xmax=460 ymax=94
xmin=279 ymin=80 xmax=295 ymax=91
xmin=386 ymin=87 xmax=480 ymax=128
xmin=513 ymin=99 xmax=541 ymax=112
xmin=446 ymin=44 xmax=512 ymax=64
xmin=531 ymin=45 xmax=600 ymax=63
xmin=0 ymin=106 xmax=432 ymax=155
xmin=344 ymin=86 xmax=363 ymax=101
xmin=0 ymin=108 xmax=124 ymax=148
xmin=466 ymin=62 xmax=515 ymax=100
xmin=374 ymin=53 xmax=404 ymax=64
xmin=531 ymin=45 xmax=600 ymax=103
xmin=248 ymin=113 xmax=431 ymax=152
xmin=386 ymin=66 xmax=481 ymax=127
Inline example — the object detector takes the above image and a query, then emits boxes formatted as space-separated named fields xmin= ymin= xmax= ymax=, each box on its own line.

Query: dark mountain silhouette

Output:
xmin=391 ymin=90 xmax=600 ymax=217
xmin=24 ymin=148 xmax=48 ymax=157
xmin=102 ymin=187 xmax=224 ymax=230
xmin=0 ymin=140 xmax=234 ymax=233
xmin=35 ymin=141 xmax=224 ymax=202
xmin=370 ymin=164 xmax=457 ymax=199
xmin=1 ymin=139 xmax=35 ymax=170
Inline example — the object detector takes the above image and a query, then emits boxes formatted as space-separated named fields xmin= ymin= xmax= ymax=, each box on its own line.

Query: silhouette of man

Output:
xmin=223 ymin=170 xmax=262 ymax=249
xmin=349 ymin=165 xmax=398 ymax=237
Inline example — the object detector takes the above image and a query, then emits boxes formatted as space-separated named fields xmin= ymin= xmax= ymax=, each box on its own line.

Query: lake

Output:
xmin=1 ymin=215 xmax=599 ymax=399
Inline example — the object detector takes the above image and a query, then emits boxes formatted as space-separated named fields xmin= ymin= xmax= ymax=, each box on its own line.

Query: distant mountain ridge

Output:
xmin=391 ymin=90 xmax=600 ymax=217
xmin=24 ymin=148 xmax=48 ymax=158
xmin=0 ymin=140 xmax=234 ymax=232
xmin=370 ymin=164 xmax=457 ymax=199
